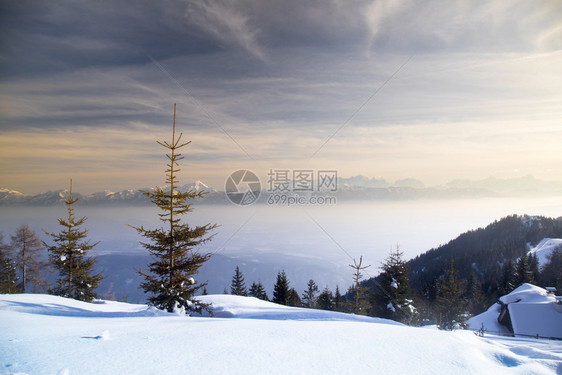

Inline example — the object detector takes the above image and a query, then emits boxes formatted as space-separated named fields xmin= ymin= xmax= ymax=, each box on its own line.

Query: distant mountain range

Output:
xmin=2 ymin=175 xmax=561 ymax=206
xmin=0 ymin=181 xmax=215 ymax=206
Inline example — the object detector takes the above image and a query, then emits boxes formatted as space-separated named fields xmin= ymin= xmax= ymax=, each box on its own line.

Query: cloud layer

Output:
xmin=1 ymin=0 xmax=561 ymax=193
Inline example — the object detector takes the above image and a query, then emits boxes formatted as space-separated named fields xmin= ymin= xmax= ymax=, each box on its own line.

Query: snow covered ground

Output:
xmin=528 ymin=238 xmax=562 ymax=267
xmin=2 ymin=294 xmax=561 ymax=374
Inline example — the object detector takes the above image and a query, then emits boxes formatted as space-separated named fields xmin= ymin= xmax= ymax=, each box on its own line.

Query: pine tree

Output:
xmin=287 ymin=288 xmax=302 ymax=307
xmin=249 ymin=281 xmax=268 ymax=301
xmin=272 ymin=270 xmax=289 ymax=305
xmin=43 ymin=180 xmax=103 ymax=301
xmin=317 ymin=287 xmax=334 ymax=311
xmin=464 ymin=271 xmax=486 ymax=316
xmin=500 ymin=259 xmax=516 ymax=294
xmin=528 ymin=253 xmax=540 ymax=284
xmin=333 ymin=285 xmax=343 ymax=311
xmin=10 ymin=224 xmax=47 ymax=293
xmin=349 ymin=256 xmax=371 ymax=315
xmin=514 ymin=252 xmax=532 ymax=287
xmin=370 ymin=246 xmax=414 ymax=323
xmin=0 ymin=233 xmax=22 ymax=293
xmin=130 ymin=104 xmax=217 ymax=314
xmin=540 ymin=245 xmax=562 ymax=292
xmin=230 ymin=266 xmax=248 ymax=296
xmin=436 ymin=259 xmax=467 ymax=330
xmin=301 ymin=279 xmax=319 ymax=308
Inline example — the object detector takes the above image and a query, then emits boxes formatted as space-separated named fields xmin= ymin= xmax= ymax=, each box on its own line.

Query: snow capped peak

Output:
xmin=0 ymin=182 xmax=220 ymax=206
xmin=0 ymin=188 xmax=24 ymax=195
xmin=194 ymin=180 xmax=209 ymax=190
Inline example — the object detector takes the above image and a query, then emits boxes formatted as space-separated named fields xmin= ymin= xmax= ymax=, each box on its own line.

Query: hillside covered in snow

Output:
xmin=1 ymin=293 xmax=561 ymax=374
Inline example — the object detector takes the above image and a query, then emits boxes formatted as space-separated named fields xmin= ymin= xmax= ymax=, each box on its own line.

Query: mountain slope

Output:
xmin=407 ymin=215 xmax=562 ymax=291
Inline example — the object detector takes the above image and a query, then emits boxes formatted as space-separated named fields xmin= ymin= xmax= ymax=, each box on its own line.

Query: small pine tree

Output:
xmin=230 ymin=266 xmax=248 ymax=296
xmin=436 ymin=259 xmax=467 ymax=330
xmin=370 ymin=246 xmax=414 ymax=323
xmin=317 ymin=287 xmax=334 ymax=311
xmin=130 ymin=104 xmax=217 ymax=314
xmin=249 ymin=281 xmax=268 ymax=301
xmin=333 ymin=285 xmax=343 ymax=311
xmin=10 ymin=224 xmax=48 ymax=293
xmin=272 ymin=270 xmax=290 ymax=305
xmin=0 ymin=233 xmax=22 ymax=293
xmin=287 ymin=288 xmax=302 ymax=307
xmin=43 ymin=180 xmax=103 ymax=301
xmin=349 ymin=256 xmax=371 ymax=315
xmin=301 ymin=279 xmax=319 ymax=308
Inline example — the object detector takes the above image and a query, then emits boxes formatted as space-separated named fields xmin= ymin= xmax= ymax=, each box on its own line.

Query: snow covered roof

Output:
xmin=498 ymin=283 xmax=551 ymax=305
xmin=470 ymin=284 xmax=562 ymax=339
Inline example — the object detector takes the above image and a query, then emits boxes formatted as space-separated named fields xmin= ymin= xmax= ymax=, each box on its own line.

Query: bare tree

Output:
xmin=11 ymin=224 xmax=48 ymax=292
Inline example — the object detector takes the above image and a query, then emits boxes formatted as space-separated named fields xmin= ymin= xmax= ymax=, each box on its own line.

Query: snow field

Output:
xmin=1 ymin=294 xmax=561 ymax=375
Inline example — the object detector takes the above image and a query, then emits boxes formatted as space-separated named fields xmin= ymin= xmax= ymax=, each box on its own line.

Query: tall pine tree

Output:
xmin=499 ymin=259 xmax=516 ymax=295
xmin=131 ymin=104 xmax=217 ymax=314
xmin=436 ymin=259 xmax=467 ymax=330
xmin=514 ymin=252 xmax=532 ymax=287
xmin=230 ymin=266 xmax=248 ymax=296
xmin=540 ymin=245 xmax=562 ymax=292
xmin=43 ymin=180 xmax=102 ymax=301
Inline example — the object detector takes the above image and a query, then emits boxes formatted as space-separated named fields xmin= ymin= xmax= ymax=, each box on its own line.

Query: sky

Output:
xmin=1 ymin=0 xmax=561 ymax=195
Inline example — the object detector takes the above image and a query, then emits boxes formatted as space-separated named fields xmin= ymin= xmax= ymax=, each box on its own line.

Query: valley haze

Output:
xmin=1 ymin=180 xmax=561 ymax=302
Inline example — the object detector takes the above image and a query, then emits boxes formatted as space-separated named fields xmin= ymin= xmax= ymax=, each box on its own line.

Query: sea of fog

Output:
xmin=1 ymin=196 xmax=561 ymax=299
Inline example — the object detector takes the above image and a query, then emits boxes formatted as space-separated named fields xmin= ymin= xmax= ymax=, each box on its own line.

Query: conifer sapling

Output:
xmin=131 ymin=104 xmax=217 ymax=314
xmin=43 ymin=180 xmax=102 ymax=301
